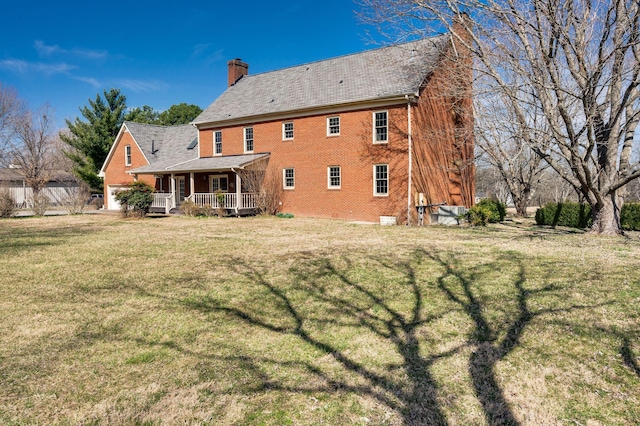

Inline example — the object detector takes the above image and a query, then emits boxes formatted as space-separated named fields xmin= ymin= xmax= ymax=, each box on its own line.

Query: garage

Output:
xmin=106 ymin=185 xmax=124 ymax=210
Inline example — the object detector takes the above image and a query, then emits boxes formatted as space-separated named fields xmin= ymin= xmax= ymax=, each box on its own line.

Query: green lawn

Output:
xmin=0 ymin=214 xmax=639 ymax=425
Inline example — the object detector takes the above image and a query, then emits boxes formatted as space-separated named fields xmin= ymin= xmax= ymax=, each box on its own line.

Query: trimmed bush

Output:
xmin=114 ymin=181 xmax=154 ymax=218
xmin=474 ymin=198 xmax=506 ymax=223
xmin=465 ymin=205 xmax=492 ymax=226
xmin=535 ymin=202 xmax=592 ymax=228
xmin=621 ymin=203 xmax=640 ymax=231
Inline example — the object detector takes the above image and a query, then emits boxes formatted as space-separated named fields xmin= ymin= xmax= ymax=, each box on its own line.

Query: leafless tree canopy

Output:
xmin=9 ymin=105 xmax=59 ymax=194
xmin=360 ymin=0 xmax=640 ymax=234
xmin=0 ymin=83 xmax=24 ymax=165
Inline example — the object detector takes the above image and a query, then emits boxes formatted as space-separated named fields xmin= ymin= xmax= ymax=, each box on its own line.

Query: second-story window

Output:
xmin=283 ymin=122 xmax=294 ymax=140
xmin=374 ymin=111 xmax=388 ymax=143
xmin=244 ymin=127 xmax=254 ymax=153
xmin=214 ymin=131 xmax=222 ymax=155
xmin=125 ymin=145 xmax=132 ymax=166
xmin=327 ymin=116 xmax=340 ymax=136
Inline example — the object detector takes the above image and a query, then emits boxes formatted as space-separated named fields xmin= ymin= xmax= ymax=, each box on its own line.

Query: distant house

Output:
xmin=0 ymin=167 xmax=80 ymax=207
xmin=101 ymin=23 xmax=474 ymax=223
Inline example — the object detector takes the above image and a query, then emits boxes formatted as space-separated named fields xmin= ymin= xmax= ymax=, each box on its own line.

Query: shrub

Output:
xmin=474 ymin=198 xmax=506 ymax=223
xmin=0 ymin=189 xmax=16 ymax=218
xmin=465 ymin=205 xmax=492 ymax=226
xmin=30 ymin=193 xmax=50 ymax=217
xmin=621 ymin=203 xmax=640 ymax=231
xmin=276 ymin=212 xmax=294 ymax=219
xmin=215 ymin=191 xmax=226 ymax=217
xmin=62 ymin=187 xmax=90 ymax=215
xmin=535 ymin=202 xmax=592 ymax=228
xmin=180 ymin=199 xmax=201 ymax=217
xmin=114 ymin=181 xmax=154 ymax=218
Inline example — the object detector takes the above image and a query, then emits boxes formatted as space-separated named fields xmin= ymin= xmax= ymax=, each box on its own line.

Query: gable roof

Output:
xmin=100 ymin=121 xmax=198 ymax=176
xmin=193 ymin=35 xmax=450 ymax=127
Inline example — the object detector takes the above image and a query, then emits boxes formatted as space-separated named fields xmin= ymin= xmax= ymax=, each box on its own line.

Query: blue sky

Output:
xmin=0 ymin=1 xmax=381 ymax=129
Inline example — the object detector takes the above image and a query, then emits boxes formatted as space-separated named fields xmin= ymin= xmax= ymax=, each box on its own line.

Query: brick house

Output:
xmin=101 ymin=27 xmax=474 ymax=223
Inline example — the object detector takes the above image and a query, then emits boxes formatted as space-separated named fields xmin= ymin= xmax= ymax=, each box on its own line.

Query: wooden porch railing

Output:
xmin=189 ymin=193 xmax=257 ymax=210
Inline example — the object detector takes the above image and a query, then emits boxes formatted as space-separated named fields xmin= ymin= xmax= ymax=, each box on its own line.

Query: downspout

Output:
xmin=406 ymin=95 xmax=413 ymax=226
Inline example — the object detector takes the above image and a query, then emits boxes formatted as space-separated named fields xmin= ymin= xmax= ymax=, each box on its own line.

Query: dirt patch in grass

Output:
xmin=0 ymin=214 xmax=639 ymax=425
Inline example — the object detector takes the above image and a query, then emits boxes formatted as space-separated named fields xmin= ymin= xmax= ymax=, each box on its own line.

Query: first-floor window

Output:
xmin=214 ymin=131 xmax=222 ymax=155
xmin=283 ymin=168 xmax=295 ymax=189
xmin=328 ymin=166 xmax=341 ymax=189
xmin=244 ymin=127 xmax=254 ymax=152
xmin=374 ymin=164 xmax=388 ymax=196
xmin=125 ymin=145 xmax=132 ymax=166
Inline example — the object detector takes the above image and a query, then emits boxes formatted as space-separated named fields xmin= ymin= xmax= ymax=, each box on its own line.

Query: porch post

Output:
xmin=190 ymin=172 xmax=195 ymax=198
xmin=235 ymin=171 xmax=241 ymax=214
xmin=170 ymin=173 xmax=176 ymax=209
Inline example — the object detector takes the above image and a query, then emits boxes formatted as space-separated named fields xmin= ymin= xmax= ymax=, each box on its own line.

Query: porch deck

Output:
xmin=151 ymin=192 xmax=258 ymax=214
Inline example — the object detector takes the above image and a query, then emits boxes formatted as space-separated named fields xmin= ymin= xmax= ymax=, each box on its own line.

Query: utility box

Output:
xmin=436 ymin=206 xmax=466 ymax=225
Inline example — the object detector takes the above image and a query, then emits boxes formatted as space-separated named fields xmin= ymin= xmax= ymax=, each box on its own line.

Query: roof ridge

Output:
xmin=239 ymin=34 xmax=449 ymax=80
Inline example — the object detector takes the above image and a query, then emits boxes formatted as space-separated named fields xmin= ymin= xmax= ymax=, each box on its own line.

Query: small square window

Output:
xmin=244 ymin=127 xmax=254 ymax=153
xmin=283 ymin=168 xmax=295 ymax=189
xmin=327 ymin=116 xmax=340 ymax=136
xmin=283 ymin=122 xmax=294 ymax=140
xmin=374 ymin=164 xmax=388 ymax=196
xmin=214 ymin=131 xmax=222 ymax=155
xmin=328 ymin=166 xmax=341 ymax=189
xmin=374 ymin=111 xmax=388 ymax=143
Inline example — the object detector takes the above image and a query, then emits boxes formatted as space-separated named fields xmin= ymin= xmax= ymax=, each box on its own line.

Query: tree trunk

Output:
xmin=590 ymin=193 xmax=623 ymax=235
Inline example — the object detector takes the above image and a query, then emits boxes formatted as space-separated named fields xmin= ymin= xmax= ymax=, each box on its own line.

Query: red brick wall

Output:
xmin=199 ymin=106 xmax=410 ymax=222
xmin=102 ymin=130 xmax=154 ymax=209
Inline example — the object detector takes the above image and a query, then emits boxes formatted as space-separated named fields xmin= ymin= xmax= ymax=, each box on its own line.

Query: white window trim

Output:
xmin=209 ymin=174 xmax=229 ymax=193
xmin=244 ymin=127 xmax=254 ymax=153
xmin=283 ymin=122 xmax=294 ymax=141
xmin=283 ymin=168 xmax=295 ymax=190
xmin=373 ymin=164 xmax=389 ymax=197
xmin=327 ymin=116 xmax=340 ymax=136
xmin=327 ymin=166 xmax=341 ymax=189
xmin=125 ymin=145 xmax=132 ymax=166
xmin=373 ymin=110 xmax=389 ymax=144
xmin=214 ymin=131 xmax=222 ymax=156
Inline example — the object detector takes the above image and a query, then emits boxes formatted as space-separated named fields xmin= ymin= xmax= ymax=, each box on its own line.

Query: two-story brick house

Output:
xmin=101 ymin=26 xmax=474 ymax=223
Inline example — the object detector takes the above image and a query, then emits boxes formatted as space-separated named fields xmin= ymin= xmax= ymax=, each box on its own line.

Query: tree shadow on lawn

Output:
xmin=180 ymin=249 xmax=602 ymax=426
xmin=0 ymin=223 xmax=100 ymax=257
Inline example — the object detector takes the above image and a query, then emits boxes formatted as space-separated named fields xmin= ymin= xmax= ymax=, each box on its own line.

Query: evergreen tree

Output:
xmin=158 ymin=103 xmax=202 ymax=125
xmin=124 ymin=105 xmax=159 ymax=124
xmin=60 ymin=89 xmax=126 ymax=192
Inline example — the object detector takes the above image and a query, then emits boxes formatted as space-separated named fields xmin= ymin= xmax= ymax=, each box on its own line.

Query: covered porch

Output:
xmin=130 ymin=153 xmax=270 ymax=215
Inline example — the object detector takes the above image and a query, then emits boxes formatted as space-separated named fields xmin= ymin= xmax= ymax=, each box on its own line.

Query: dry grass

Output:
xmin=0 ymin=214 xmax=639 ymax=425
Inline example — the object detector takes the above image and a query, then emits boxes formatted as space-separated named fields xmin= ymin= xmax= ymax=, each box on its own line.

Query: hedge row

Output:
xmin=534 ymin=202 xmax=640 ymax=230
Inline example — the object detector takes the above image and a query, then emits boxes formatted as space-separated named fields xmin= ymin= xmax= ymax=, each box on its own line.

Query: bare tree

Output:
xmin=0 ymin=83 xmax=23 ymax=165
xmin=360 ymin=0 xmax=640 ymax=235
xmin=239 ymin=162 xmax=283 ymax=215
xmin=8 ymin=104 xmax=59 ymax=195
xmin=475 ymin=93 xmax=548 ymax=216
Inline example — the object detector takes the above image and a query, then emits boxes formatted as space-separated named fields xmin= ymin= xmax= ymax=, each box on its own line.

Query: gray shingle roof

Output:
xmin=130 ymin=153 xmax=269 ymax=174
xmin=124 ymin=121 xmax=198 ymax=169
xmin=193 ymin=35 xmax=450 ymax=126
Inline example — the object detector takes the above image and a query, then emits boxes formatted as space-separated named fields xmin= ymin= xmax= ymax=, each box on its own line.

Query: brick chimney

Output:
xmin=227 ymin=59 xmax=249 ymax=87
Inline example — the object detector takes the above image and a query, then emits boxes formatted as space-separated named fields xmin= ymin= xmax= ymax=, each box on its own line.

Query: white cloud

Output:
xmin=35 ymin=40 xmax=108 ymax=60
xmin=113 ymin=79 xmax=168 ymax=92
xmin=75 ymin=76 xmax=102 ymax=88
xmin=0 ymin=59 xmax=75 ymax=75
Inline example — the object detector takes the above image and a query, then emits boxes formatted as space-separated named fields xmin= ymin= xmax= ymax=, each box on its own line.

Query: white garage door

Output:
xmin=107 ymin=185 xmax=124 ymax=210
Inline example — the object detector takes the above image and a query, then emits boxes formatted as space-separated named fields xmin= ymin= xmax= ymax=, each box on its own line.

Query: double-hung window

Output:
xmin=283 ymin=122 xmax=294 ymax=140
xmin=244 ymin=127 xmax=254 ymax=153
xmin=283 ymin=168 xmax=295 ymax=189
xmin=374 ymin=164 xmax=388 ymax=196
xmin=328 ymin=166 xmax=341 ymax=189
xmin=374 ymin=111 xmax=388 ymax=143
xmin=125 ymin=145 xmax=132 ymax=166
xmin=327 ymin=116 xmax=340 ymax=136
xmin=214 ymin=131 xmax=222 ymax=155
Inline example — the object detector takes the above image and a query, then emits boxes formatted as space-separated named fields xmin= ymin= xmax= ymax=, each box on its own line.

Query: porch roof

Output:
xmin=129 ymin=153 xmax=270 ymax=174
